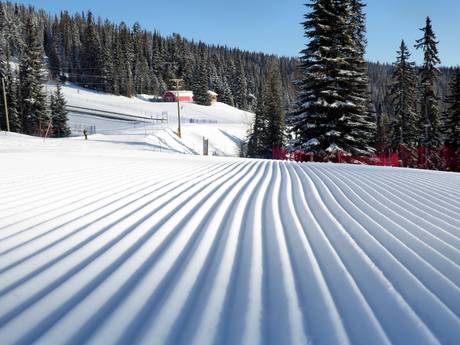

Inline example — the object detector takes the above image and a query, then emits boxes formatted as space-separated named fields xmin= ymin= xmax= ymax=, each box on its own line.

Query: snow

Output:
xmin=326 ymin=130 xmax=341 ymax=137
xmin=326 ymin=143 xmax=340 ymax=152
xmin=45 ymin=83 xmax=253 ymax=157
xmin=306 ymin=138 xmax=320 ymax=146
xmin=0 ymin=132 xmax=459 ymax=345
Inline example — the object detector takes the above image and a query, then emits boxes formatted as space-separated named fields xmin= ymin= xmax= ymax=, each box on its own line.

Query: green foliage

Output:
xmin=415 ymin=17 xmax=442 ymax=147
xmin=247 ymin=65 xmax=285 ymax=158
xmin=389 ymin=40 xmax=419 ymax=147
xmin=51 ymin=83 xmax=71 ymax=137
xmin=444 ymin=68 xmax=460 ymax=148
xmin=289 ymin=0 xmax=375 ymax=156
xmin=18 ymin=17 xmax=49 ymax=135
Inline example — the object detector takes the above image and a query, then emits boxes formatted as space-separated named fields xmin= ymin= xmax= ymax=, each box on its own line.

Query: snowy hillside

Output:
xmin=1 ymin=133 xmax=459 ymax=345
xmin=45 ymin=83 xmax=253 ymax=157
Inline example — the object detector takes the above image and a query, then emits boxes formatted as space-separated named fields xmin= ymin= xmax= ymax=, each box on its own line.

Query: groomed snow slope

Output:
xmin=46 ymin=83 xmax=253 ymax=157
xmin=1 ymin=134 xmax=460 ymax=345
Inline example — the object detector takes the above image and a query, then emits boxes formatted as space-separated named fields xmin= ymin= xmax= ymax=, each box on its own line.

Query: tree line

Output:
xmin=0 ymin=1 xmax=298 ymax=105
xmin=248 ymin=0 xmax=460 ymax=171
xmin=375 ymin=16 xmax=460 ymax=169
xmin=249 ymin=0 xmax=375 ymax=159
xmin=0 ymin=1 xmax=299 ymax=135
xmin=0 ymin=4 xmax=69 ymax=136
xmin=1 ymin=0 xmax=459 ymax=168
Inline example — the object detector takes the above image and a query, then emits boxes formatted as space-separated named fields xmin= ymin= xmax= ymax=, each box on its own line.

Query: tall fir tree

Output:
xmin=263 ymin=65 xmax=285 ymax=151
xmin=444 ymin=68 xmax=460 ymax=148
xmin=415 ymin=17 xmax=442 ymax=147
xmin=343 ymin=0 xmax=376 ymax=155
xmin=219 ymin=78 xmax=234 ymax=106
xmin=289 ymin=0 xmax=374 ymax=156
xmin=389 ymin=40 xmax=419 ymax=147
xmin=247 ymin=65 xmax=285 ymax=158
xmin=0 ymin=49 xmax=6 ymax=130
xmin=375 ymin=107 xmax=390 ymax=154
xmin=50 ymin=83 xmax=71 ymax=137
xmin=193 ymin=55 xmax=211 ymax=106
xmin=81 ymin=12 xmax=103 ymax=89
xmin=234 ymin=61 xmax=248 ymax=110
xmin=117 ymin=22 xmax=134 ymax=97
xmin=2 ymin=53 xmax=21 ymax=132
xmin=289 ymin=0 xmax=338 ymax=154
xmin=19 ymin=16 xmax=49 ymax=135
xmin=247 ymin=96 xmax=266 ymax=158
xmin=0 ymin=2 xmax=9 ymax=56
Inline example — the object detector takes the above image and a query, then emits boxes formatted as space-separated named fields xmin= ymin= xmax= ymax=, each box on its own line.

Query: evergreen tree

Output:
xmin=444 ymin=68 xmax=460 ymax=148
xmin=45 ymin=24 xmax=61 ymax=80
xmin=342 ymin=0 xmax=376 ymax=156
xmin=247 ymin=96 xmax=266 ymax=157
xmin=19 ymin=17 xmax=49 ymax=135
xmin=247 ymin=65 xmax=285 ymax=158
xmin=234 ymin=61 xmax=248 ymax=110
xmin=0 ymin=2 xmax=9 ymax=55
xmin=101 ymin=21 xmax=115 ymax=93
xmin=289 ymin=0 xmax=374 ymax=156
xmin=50 ymin=83 xmax=70 ymax=137
xmin=219 ymin=78 xmax=234 ymax=106
xmin=193 ymin=55 xmax=211 ymax=106
xmin=415 ymin=17 xmax=442 ymax=147
xmin=389 ymin=40 xmax=419 ymax=147
xmin=132 ymin=22 xmax=150 ymax=94
xmin=2 ymin=54 xmax=21 ymax=132
xmin=117 ymin=22 xmax=134 ymax=97
xmin=375 ymin=107 xmax=390 ymax=154
xmin=263 ymin=65 xmax=285 ymax=151
xmin=289 ymin=0 xmax=339 ymax=154
xmin=81 ymin=12 xmax=103 ymax=89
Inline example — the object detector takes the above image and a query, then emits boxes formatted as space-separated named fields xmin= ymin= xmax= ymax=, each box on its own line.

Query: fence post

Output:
xmin=203 ymin=137 xmax=209 ymax=156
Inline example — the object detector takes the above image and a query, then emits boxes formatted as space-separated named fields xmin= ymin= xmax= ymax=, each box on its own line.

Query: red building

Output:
xmin=163 ymin=91 xmax=194 ymax=103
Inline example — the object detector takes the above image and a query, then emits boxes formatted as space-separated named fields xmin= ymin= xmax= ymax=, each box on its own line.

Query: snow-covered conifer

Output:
xmin=415 ymin=17 xmax=442 ymax=147
xmin=50 ymin=83 xmax=70 ymax=137
xmin=289 ymin=0 xmax=374 ymax=156
xmin=248 ymin=65 xmax=285 ymax=158
xmin=193 ymin=54 xmax=212 ymax=106
xmin=19 ymin=16 xmax=49 ymax=135
xmin=389 ymin=40 xmax=419 ymax=147
xmin=444 ymin=68 xmax=460 ymax=148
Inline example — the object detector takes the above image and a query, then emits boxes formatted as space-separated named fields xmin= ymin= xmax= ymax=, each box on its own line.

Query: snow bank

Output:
xmin=43 ymin=83 xmax=252 ymax=157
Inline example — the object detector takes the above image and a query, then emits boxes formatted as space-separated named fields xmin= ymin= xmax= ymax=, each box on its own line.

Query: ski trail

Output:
xmin=219 ymin=160 xmax=271 ymax=345
xmin=173 ymin=163 xmax=267 ymax=345
xmin=316 ymin=165 xmax=460 ymax=266
xmin=134 ymin=162 xmax=261 ymax=345
xmin=280 ymin=163 xmax=352 ymax=345
xmin=302 ymin=164 xmax=460 ymax=343
xmin=1 ymin=153 xmax=460 ymax=345
xmin=232 ymin=161 xmax=309 ymax=345
xmin=0 ymin=161 xmax=211 ymax=252
xmin=357 ymin=169 xmax=460 ymax=225
xmin=334 ymin=166 xmax=460 ymax=236
xmin=0 ymin=162 xmax=239 ymax=345
xmin=73 ymin=161 xmax=249 ymax=345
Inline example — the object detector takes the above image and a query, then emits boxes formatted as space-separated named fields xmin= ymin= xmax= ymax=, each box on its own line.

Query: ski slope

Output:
xmin=45 ymin=83 xmax=253 ymax=157
xmin=0 ymin=134 xmax=460 ymax=345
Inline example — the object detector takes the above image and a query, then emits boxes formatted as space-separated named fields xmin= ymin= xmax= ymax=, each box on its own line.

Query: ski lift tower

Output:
xmin=172 ymin=78 xmax=184 ymax=138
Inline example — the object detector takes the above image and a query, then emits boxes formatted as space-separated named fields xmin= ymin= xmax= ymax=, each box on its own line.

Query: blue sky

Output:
xmin=13 ymin=0 xmax=460 ymax=66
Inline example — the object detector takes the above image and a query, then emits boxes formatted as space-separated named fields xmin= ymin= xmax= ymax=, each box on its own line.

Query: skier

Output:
xmin=83 ymin=128 xmax=88 ymax=140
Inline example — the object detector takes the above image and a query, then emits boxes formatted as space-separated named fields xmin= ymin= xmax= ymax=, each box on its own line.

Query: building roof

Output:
xmin=165 ymin=90 xmax=194 ymax=97
xmin=207 ymin=90 xmax=218 ymax=96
